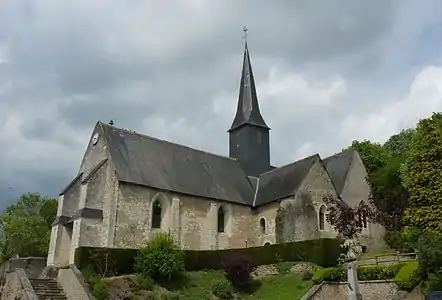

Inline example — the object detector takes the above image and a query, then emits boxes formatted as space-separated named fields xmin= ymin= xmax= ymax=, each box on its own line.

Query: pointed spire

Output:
xmin=229 ymin=28 xmax=269 ymax=132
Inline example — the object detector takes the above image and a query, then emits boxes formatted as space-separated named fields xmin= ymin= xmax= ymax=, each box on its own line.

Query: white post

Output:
xmin=347 ymin=261 xmax=362 ymax=300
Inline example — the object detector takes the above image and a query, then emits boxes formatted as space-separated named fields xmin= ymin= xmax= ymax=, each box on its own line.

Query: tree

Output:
xmin=0 ymin=193 xmax=57 ymax=258
xmin=403 ymin=113 xmax=442 ymax=240
xmin=369 ymin=156 xmax=408 ymax=232
xmin=323 ymin=195 xmax=374 ymax=239
xmin=344 ymin=140 xmax=391 ymax=174
xmin=384 ymin=128 xmax=414 ymax=158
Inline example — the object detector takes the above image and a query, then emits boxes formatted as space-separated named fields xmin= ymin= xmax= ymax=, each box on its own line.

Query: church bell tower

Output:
xmin=228 ymin=29 xmax=271 ymax=177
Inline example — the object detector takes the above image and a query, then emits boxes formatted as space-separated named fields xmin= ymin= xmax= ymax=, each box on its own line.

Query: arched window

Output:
xmin=358 ymin=202 xmax=368 ymax=229
xmin=264 ymin=242 xmax=271 ymax=246
xmin=259 ymin=218 xmax=266 ymax=234
xmin=217 ymin=206 xmax=225 ymax=233
xmin=152 ymin=200 xmax=162 ymax=229
xmin=361 ymin=212 xmax=367 ymax=229
xmin=319 ymin=205 xmax=326 ymax=230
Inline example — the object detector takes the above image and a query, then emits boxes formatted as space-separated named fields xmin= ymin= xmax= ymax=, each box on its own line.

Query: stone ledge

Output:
xmin=302 ymin=280 xmax=401 ymax=300
xmin=67 ymin=264 xmax=96 ymax=300
xmin=321 ymin=279 xmax=394 ymax=284
xmin=16 ymin=268 xmax=39 ymax=300
xmin=300 ymin=282 xmax=324 ymax=300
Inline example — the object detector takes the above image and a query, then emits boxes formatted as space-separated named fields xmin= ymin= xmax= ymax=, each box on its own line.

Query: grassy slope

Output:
xmin=107 ymin=270 xmax=312 ymax=300
xmin=241 ymin=274 xmax=312 ymax=300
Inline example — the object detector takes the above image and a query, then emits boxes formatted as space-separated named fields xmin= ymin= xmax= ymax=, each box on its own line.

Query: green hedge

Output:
xmin=312 ymin=264 xmax=404 ymax=284
xmin=393 ymin=261 xmax=420 ymax=291
xmin=75 ymin=238 xmax=344 ymax=275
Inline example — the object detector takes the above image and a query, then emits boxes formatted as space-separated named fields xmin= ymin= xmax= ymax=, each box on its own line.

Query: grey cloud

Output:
xmin=1 ymin=0 xmax=442 ymax=210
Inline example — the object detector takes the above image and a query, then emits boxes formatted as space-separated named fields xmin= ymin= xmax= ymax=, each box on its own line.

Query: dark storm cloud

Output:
xmin=1 ymin=0 xmax=442 ymax=210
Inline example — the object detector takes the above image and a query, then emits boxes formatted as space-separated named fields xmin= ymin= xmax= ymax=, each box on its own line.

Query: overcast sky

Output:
xmin=1 ymin=0 xmax=442 ymax=208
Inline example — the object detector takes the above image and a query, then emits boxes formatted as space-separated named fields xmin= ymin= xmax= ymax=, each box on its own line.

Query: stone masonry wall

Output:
xmin=341 ymin=151 xmax=386 ymax=250
xmin=275 ymin=159 xmax=338 ymax=243
xmin=253 ymin=202 xmax=279 ymax=246
xmin=49 ymin=123 xmax=118 ymax=266
xmin=114 ymin=183 xmax=258 ymax=250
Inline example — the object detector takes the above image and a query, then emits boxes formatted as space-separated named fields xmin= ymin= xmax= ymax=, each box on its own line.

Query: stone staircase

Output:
xmin=29 ymin=278 xmax=67 ymax=300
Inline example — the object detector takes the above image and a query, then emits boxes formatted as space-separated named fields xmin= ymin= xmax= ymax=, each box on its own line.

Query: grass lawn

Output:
xmin=106 ymin=270 xmax=313 ymax=300
xmin=241 ymin=274 xmax=312 ymax=300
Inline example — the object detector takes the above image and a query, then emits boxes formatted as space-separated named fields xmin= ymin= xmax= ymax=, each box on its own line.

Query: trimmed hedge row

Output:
xmin=393 ymin=261 xmax=420 ymax=291
xmin=312 ymin=264 xmax=404 ymax=284
xmin=75 ymin=238 xmax=344 ymax=275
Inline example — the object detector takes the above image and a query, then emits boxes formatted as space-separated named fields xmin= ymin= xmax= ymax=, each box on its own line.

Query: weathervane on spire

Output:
xmin=242 ymin=26 xmax=248 ymax=42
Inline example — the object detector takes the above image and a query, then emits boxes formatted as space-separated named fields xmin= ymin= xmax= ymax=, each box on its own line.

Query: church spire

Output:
xmin=228 ymin=28 xmax=271 ymax=177
xmin=228 ymin=28 xmax=269 ymax=132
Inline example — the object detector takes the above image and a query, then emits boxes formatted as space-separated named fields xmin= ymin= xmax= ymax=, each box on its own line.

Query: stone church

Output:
xmin=47 ymin=41 xmax=384 ymax=267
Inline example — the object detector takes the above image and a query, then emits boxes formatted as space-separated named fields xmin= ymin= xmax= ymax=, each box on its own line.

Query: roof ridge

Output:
xmin=324 ymin=149 xmax=355 ymax=161
xmin=259 ymin=153 xmax=319 ymax=177
xmin=99 ymin=121 xmax=237 ymax=162
xmin=252 ymin=177 xmax=260 ymax=207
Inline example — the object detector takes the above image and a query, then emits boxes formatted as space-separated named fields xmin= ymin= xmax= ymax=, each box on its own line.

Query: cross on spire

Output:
xmin=242 ymin=26 xmax=248 ymax=42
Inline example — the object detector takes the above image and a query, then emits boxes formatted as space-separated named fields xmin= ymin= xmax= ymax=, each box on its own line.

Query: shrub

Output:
xmin=75 ymin=247 xmax=138 ymax=275
xmin=301 ymin=270 xmax=314 ymax=281
xmin=358 ymin=264 xmax=403 ymax=280
xmin=75 ymin=238 xmax=344 ymax=275
xmin=394 ymin=261 xmax=420 ymax=291
xmin=134 ymin=233 xmax=185 ymax=280
xmin=90 ymin=279 xmax=109 ymax=300
xmin=82 ymin=266 xmax=109 ymax=300
xmin=425 ymin=273 xmax=442 ymax=293
xmin=133 ymin=273 xmax=154 ymax=291
xmin=222 ymin=254 xmax=256 ymax=288
xmin=312 ymin=264 xmax=403 ymax=284
xmin=383 ymin=230 xmax=413 ymax=252
xmin=212 ymin=278 xmax=233 ymax=299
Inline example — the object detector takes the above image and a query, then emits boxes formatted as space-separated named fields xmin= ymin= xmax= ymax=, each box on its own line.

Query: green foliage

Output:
xmin=312 ymin=267 xmax=344 ymax=283
xmin=403 ymin=113 xmax=442 ymax=237
xmin=133 ymin=273 xmax=155 ymax=291
xmin=211 ymin=278 xmax=233 ymax=300
xmin=75 ymin=247 xmax=138 ymax=276
xmin=155 ymin=289 xmax=180 ymax=300
xmin=312 ymin=264 xmax=403 ymax=284
xmin=383 ymin=231 xmax=412 ymax=252
xmin=0 ymin=193 xmax=57 ymax=257
xmin=185 ymin=238 xmax=344 ymax=270
xmin=345 ymin=140 xmax=391 ymax=174
xmin=425 ymin=273 xmax=442 ymax=293
xmin=384 ymin=128 xmax=414 ymax=158
xmin=82 ymin=266 xmax=109 ymax=300
xmin=394 ymin=261 xmax=420 ymax=291
xmin=75 ymin=238 xmax=344 ymax=275
xmin=135 ymin=232 xmax=185 ymax=280
xmin=301 ymin=270 xmax=314 ymax=281
xmin=414 ymin=232 xmax=442 ymax=279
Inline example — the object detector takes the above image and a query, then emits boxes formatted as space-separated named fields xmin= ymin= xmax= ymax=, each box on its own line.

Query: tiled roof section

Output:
xmin=323 ymin=150 xmax=354 ymax=194
xmin=229 ymin=42 xmax=269 ymax=132
xmin=247 ymin=176 xmax=259 ymax=191
xmin=60 ymin=172 xmax=83 ymax=196
xmin=254 ymin=154 xmax=319 ymax=206
xmin=100 ymin=123 xmax=255 ymax=205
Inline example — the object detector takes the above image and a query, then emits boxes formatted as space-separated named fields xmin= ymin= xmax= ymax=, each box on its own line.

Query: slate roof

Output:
xmin=100 ymin=123 xmax=255 ymax=206
xmin=253 ymin=154 xmax=319 ymax=206
xmin=94 ymin=123 xmax=324 ymax=208
xmin=229 ymin=42 xmax=269 ymax=132
xmin=323 ymin=150 xmax=355 ymax=195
